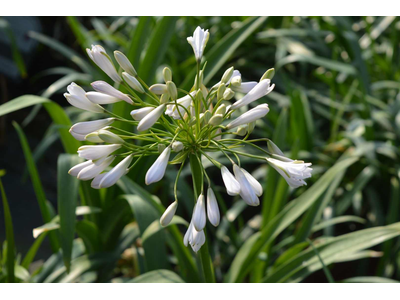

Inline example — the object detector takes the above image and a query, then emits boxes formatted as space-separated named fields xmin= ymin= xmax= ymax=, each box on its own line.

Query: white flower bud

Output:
xmin=233 ymin=164 xmax=259 ymax=206
xmin=187 ymin=26 xmax=209 ymax=62
xmin=85 ymin=132 xmax=104 ymax=143
xmin=163 ymin=67 xmax=172 ymax=82
xmin=160 ymin=93 xmax=170 ymax=104
xmin=77 ymin=155 xmax=115 ymax=181
xmin=90 ymin=173 xmax=107 ymax=189
xmin=122 ymin=72 xmax=144 ymax=93
xmin=193 ymin=194 xmax=206 ymax=231
xmin=203 ymin=110 xmax=212 ymax=124
xmin=215 ymin=104 xmax=226 ymax=115
xmin=165 ymin=92 xmax=195 ymax=120
xmin=226 ymin=104 xmax=270 ymax=130
xmin=208 ymin=114 xmax=223 ymax=126
xmin=260 ymin=68 xmax=275 ymax=81
xmin=221 ymin=67 xmax=234 ymax=84
xmin=207 ymin=188 xmax=220 ymax=227
xmin=221 ymin=166 xmax=241 ymax=196
xmin=86 ymin=92 xmax=121 ymax=104
xmin=160 ymin=201 xmax=178 ymax=227
xmin=64 ymin=83 xmax=103 ymax=113
xmin=70 ymin=118 xmax=114 ymax=136
xmin=230 ymin=76 xmax=242 ymax=87
xmin=232 ymin=81 xmax=258 ymax=94
xmin=236 ymin=125 xmax=248 ymax=136
xmin=172 ymin=141 xmax=184 ymax=152
xmin=98 ymin=130 xmax=124 ymax=144
xmin=77 ymin=144 xmax=121 ymax=160
xmin=266 ymin=158 xmax=312 ymax=189
xmin=137 ymin=104 xmax=166 ymax=131
xmin=149 ymin=83 xmax=168 ymax=95
xmin=69 ymin=160 xmax=93 ymax=177
xmin=99 ymin=154 xmax=134 ymax=188
xmin=217 ymin=84 xmax=226 ymax=100
xmin=130 ymin=107 xmax=154 ymax=121
xmin=114 ymin=51 xmax=137 ymax=76
xmin=167 ymin=81 xmax=178 ymax=101
xmin=231 ymin=79 xmax=274 ymax=110
xmin=241 ymin=168 xmax=263 ymax=197
xmin=91 ymin=81 xmax=133 ymax=104
xmin=267 ymin=140 xmax=285 ymax=156
xmin=145 ymin=147 xmax=171 ymax=185
xmin=86 ymin=45 xmax=121 ymax=83
xmin=223 ymin=88 xmax=235 ymax=100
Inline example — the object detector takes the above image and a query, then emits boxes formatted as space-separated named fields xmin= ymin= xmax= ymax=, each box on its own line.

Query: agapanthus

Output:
xmin=65 ymin=26 xmax=312 ymax=253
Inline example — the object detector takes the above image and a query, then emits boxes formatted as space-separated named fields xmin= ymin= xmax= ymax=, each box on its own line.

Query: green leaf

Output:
xmin=141 ymin=216 xmax=188 ymax=244
xmin=341 ymin=276 xmax=400 ymax=283
xmin=13 ymin=121 xmax=60 ymax=252
xmin=226 ymin=156 xmax=358 ymax=282
xmin=57 ymin=154 xmax=81 ymax=273
xmin=311 ymin=215 xmax=366 ymax=233
xmin=76 ymin=221 xmax=102 ymax=254
xmin=21 ymin=232 xmax=48 ymax=269
xmin=130 ymin=269 xmax=185 ymax=283
xmin=0 ymin=177 xmax=15 ymax=283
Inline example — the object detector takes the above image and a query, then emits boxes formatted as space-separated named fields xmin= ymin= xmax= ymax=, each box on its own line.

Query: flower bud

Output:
xmin=77 ymin=155 xmax=115 ymax=181
xmin=122 ymin=72 xmax=144 ymax=93
xmin=193 ymin=194 xmax=206 ymax=231
xmin=248 ymin=121 xmax=256 ymax=134
xmin=160 ymin=201 xmax=178 ymax=226
xmin=163 ymin=67 xmax=172 ymax=82
xmin=217 ymin=84 xmax=226 ymax=100
xmin=260 ymin=68 xmax=275 ymax=81
xmin=203 ymin=110 xmax=212 ymax=124
xmin=85 ymin=132 xmax=104 ymax=143
xmin=187 ymin=26 xmax=209 ymax=62
xmin=226 ymin=104 xmax=269 ymax=129
xmin=130 ymin=107 xmax=155 ymax=121
xmin=221 ymin=166 xmax=240 ymax=196
xmin=231 ymin=75 xmax=242 ymax=87
xmin=78 ymin=144 xmax=122 ymax=161
xmin=99 ymin=154 xmax=134 ymax=188
xmin=160 ymin=93 xmax=170 ymax=104
xmin=172 ymin=141 xmax=184 ymax=152
xmin=221 ymin=67 xmax=234 ymax=84
xmin=137 ymin=104 xmax=166 ymax=131
xmin=158 ymin=143 xmax=166 ymax=153
xmin=145 ymin=147 xmax=171 ymax=185
xmin=167 ymin=81 xmax=178 ymax=101
xmin=207 ymin=188 xmax=220 ymax=227
xmin=209 ymin=114 xmax=223 ymax=126
xmin=86 ymin=92 xmax=121 ymax=104
xmin=149 ymin=83 xmax=168 ymax=95
xmin=64 ymin=83 xmax=103 ymax=113
xmin=98 ymin=130 xmax=124 ymax=144
xmin=267 ymin=140 xmax=285 ymax=156
xmin=114 ymin=51 xmax=137 ymax=76
xmin=215 ymin=104 xmax=226 ymax=115
xmin=86 ymin=45 xmax=121 ymax=83
xmin=91 ymin=81 xmax=133 ymax=105
xmin=236 ymin=125 xmax=248 ymax=136
xmin=223 ymin=88 xmax=235 ymax=100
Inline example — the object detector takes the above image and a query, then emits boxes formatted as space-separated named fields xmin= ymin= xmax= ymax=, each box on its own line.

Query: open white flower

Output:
xmin=145 ymin=147 xmax=171 ymax=185
xmin=86 ymin=45 xmax=122 ymax=83
xmin=68 ymin=160 xmax=93 ymax=177
xmin=137 ymin=104 xmax=166 ymax=131
xmin=184 ymin=220 xmax=205 ymax=253
xmin=70 ymin=118 xmax=114 ymax=137
xmin=221 ymin=166 xmax=241 ymax=196
xmin=77 ymin=156 xmax=115 ymax=181
xmin=231 ymin=79 xmax=275 ymax=110
xmin=64 ymin=83 xmax=103 ymax=113
xmin=77 ymin=144 xmax=121 ymax=160
xmin=160 ymin=201 xmax=178 ymax=227
xmin=91 ymin=81 xmax=133 ymax=104
xmin=165 ymin=92 xmax=195 ymax=120
xmin=266 ymin=158 xmax=312 ymax=188
xmin=241 ymin=168 xmax=263 ymax=197
xmin=231 ymin=81 xmax=258 ymax=94
xmin=233 ymin=164 xmax=259 ymax=206
xmin=207 ymin=188 xmax=220 ymax=227
xmin=226 ymin=104 xmax=270 ymax=130
xmin=99 ymin=154 xmax=133 ymax=188
xmin=193 ymin=194 xmax=206 ymax=231
xmin=187 ymin=26 xmax=209 ymax=62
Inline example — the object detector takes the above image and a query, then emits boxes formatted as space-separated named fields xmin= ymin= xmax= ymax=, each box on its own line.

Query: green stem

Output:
xmin=189 ymin=154 xmax=215 ymax=283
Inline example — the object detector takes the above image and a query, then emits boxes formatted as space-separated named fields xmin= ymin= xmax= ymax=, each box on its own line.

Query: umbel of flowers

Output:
xmin=65 ymin=26 xmax=312 ymax=253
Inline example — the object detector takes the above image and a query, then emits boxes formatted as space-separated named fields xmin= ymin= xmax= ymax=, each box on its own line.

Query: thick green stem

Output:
xmin=189 ymin=154 xmax=216 ymax=283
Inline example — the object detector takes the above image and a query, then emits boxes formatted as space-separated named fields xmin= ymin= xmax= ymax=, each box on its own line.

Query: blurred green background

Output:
xmin=0 ymin=16 xmax=399 ymax=283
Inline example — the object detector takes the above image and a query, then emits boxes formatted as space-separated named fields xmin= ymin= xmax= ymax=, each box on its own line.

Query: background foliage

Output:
xmin=0 ymin=16 xmax=399 ymax=283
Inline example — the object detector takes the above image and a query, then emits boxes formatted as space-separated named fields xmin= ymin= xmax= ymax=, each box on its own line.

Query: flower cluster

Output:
xmin=65 ymin=26 xmax=312 ymax=253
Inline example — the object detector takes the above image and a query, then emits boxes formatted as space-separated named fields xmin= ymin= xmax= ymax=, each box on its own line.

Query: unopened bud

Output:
xmin=223 ymin=88 xmax=235 ymax=100
xmin=160 ymin=93 xmax=169 ymax=104
xmin=204 ymin=110 xmax=212 ymax=124
xmin=248 ymin=121 xmax=256 ymax=134
xmin=215 ymin=104 xmax=226 ymax=115
xmin=260 ymin=68 xmax=275 ymax=81
xmin=221 ymin=67 xmax=234 ymax=84
xmin=217 ymin=84 xmax=226 ymax=100
xmin=231 ymin=76 xmax=242 ymax=87
xmin=267 ymin=140 xmax=284 ymax=156
xmin=122 ymin=72 xmax=144 ymax=93
xmin=149 ymin=84 xmax=168 ymax=95
xmin=194 ymin=70 xmax=204 ymax=87
xmin=236 ymin=125 xmax=248 ymax=136
xmin=167 ymin=81 xmax=178 ymax=101
xmin=114 ymin=51 xmax=137 ymax=76
xmin=163 ymin=67 xmax=172 ymax=82
xmin=172 ymin=141 xmax=184 ymax=152
xmin=209 ymin=114 xmax=223 ymax=126
xmin=98 ymin=130 xmax=124 ymax=144
xmin=85 ymin=132 xmax=103 ymax=143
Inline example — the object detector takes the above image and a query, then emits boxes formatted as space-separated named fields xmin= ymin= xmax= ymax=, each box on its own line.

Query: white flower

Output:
xmin=77 ymin=156 xmax=115 ymax=181
xmin=226 ymin=104 xmax=270 ymax=130
xmin=86 ymin=45 xmax=122 ymax=83
xmin=267 ymin=140 xmax=285 ymax=156
xmin=241 ymin=168 xmax=263 ymax=197
xmin=149 ymin=84 xmax=168 ymax=95
xmin=187 ymin=26 xmax=209 ymax=62
xmin=137 ymin=104 xmax=166 ymax=131
xmin=70 ymin=118 xmax=114 ymax=137
xmin=266 ymin=158 xmax=312 ymax=188
xmin=69 ymin=131 xmax=87 ymax=141
xmin=98 ymin=154 xmax=133 ymax=188
xmin=184 ymin=221 xmax=205 ymax=253
xmin=221 ymin=166 xmax=241 ymax=196
xmin=233 ymin=164 xmax=259 ymax=206
xmin=160 ymin=201 xmax=178 ymax=227
xmin=86 ymin=92 xmax=121 ymax=104
xmin=145 ymin=147 xmax=171 ymax=185
xmin=98 ymin=130 xmax=124 ymax=144
xmin=114 ymin=51 xmax=137 ymax=76
xmin=122 ymin=72 xmax=144 ymax=93
xmin=77 ymin=144 xmax=121 ymax=160
xmin=207 ymin=188 xmax=220 ymax=227
xmin=231 ymin=81 xmax=258 ymax=94
xmin=230 ymin=79 xmax=275 ymax=110
xmin=130 ymin=107 xmax=155 ymax=121
xmin=193 ymin=194 xmax=206 ymax=231
xmin=68 ymin=160 xmax=93 ymax=177
xmin=85 ymin=132 xmax=104 ymax=143
xmin=64 ymin=83 xmax=103 ymax=113
xmin=165 ymin=92 xmax=195 ymax=120
xmin=91 ymin=81 xmax=133 ymax=105
xmin=90 ymin=173 xmax=107 ymax=189
xmin=172 ymin=141 xmax=184 ymax=152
